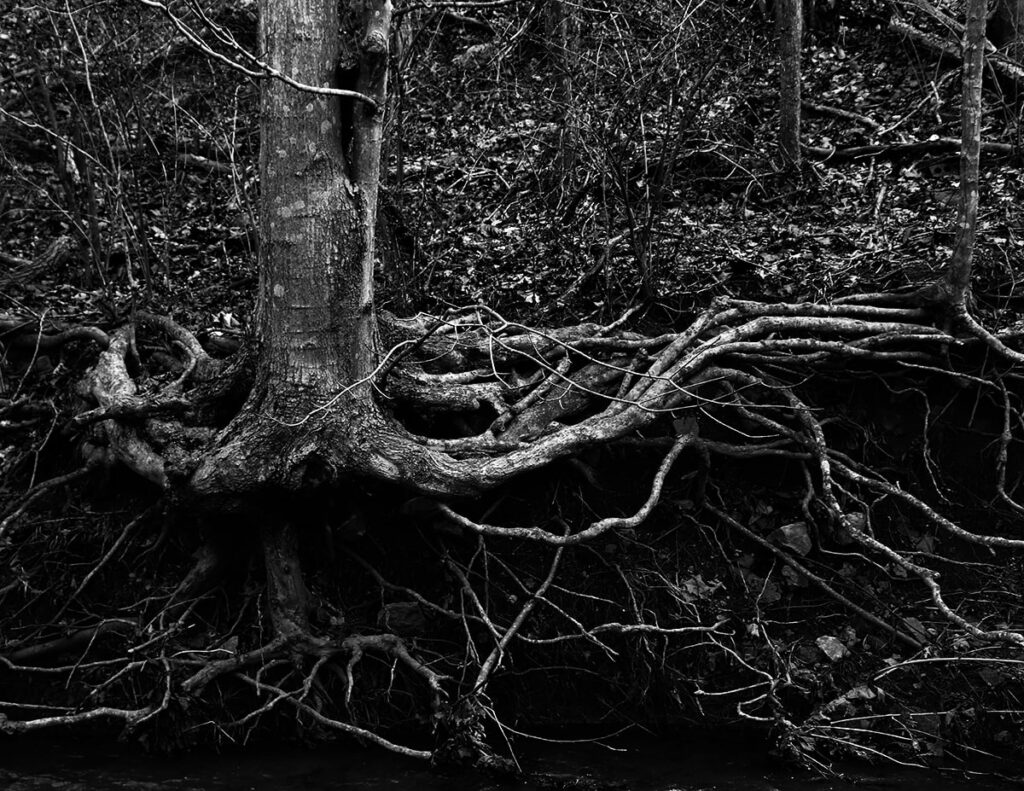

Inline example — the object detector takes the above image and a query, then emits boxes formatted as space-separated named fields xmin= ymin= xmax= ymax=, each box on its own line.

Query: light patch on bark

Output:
xmin=278 ymin=200 xmax=306 ymax=218
xmin=369 ymin=454 xmax=400 ymax=478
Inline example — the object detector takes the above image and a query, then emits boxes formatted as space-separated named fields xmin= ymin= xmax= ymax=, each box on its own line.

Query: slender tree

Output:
xmin=945 ymin=0 xmax=986 ymax=307
xmin=775 ymin=0 xmax=803 ymax=166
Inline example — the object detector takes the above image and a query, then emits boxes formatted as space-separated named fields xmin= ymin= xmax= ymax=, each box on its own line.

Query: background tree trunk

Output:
xmin=776 ymin=0 xmax=803 ymax=167
xmin=946 ymin=0 xmax=987 ymax=305
xmin=547 ymin=0 xmax=582 ymax=206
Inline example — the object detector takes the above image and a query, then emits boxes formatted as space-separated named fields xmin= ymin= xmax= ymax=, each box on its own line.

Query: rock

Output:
xmin=816 ymin=635 xmax=850 ymax=661
xmin=795 ymin=643 xmax=821 ymax=665
xmin=380 ymin=601 xmax=429 ymax=637
xmin=768 ymin=522 xmax=812 ymax=555
xmin=843 ymin=684 xmax=876 ymax=700
xmin=781 ymin=565 xmax=808 ymax=587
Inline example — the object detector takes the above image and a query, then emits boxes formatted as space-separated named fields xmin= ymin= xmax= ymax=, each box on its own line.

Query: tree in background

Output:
xmin=776 ymin=0 xmax=803 ymax=166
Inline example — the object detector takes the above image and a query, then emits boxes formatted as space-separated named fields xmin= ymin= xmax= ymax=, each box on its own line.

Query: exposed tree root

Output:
xmin=2 ymin=289 xmax=1024 ymax=767
xmin=5 ymin=0 xmax=1024 ymax=773
xmin=0 ymin=236 xmax=77 ymax=291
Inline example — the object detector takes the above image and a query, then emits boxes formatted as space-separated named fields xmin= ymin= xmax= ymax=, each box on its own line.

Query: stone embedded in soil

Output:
xmin=769 ymin=522 xmax=812 ymax=555
xmin=816 ymin=635 xmax=850 ymax=661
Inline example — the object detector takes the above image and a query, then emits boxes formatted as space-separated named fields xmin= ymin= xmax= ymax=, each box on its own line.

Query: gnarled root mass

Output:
xmin=2 ymin=293 xmax=1024 ymax=769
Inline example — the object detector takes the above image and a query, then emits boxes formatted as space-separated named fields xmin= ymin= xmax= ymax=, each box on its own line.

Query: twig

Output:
xmin=0 ymin=465 xmax=96 ymax=542
xmin=135 ymin=0 xmax=379 ymax=108
xmin=705 ymin=504 xmax=922 ymax=649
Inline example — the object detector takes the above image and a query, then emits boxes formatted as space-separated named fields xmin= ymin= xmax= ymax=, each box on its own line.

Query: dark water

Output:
xmin=0 ymin=736 xmax=1020 ymax=791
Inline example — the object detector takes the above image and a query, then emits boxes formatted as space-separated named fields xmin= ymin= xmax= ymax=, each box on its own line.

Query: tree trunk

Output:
xmin=255 ymin=0 xmax=378 ymax=420
xmin=547 ymin=0 xmax=582 ymax=206
xmin=946 ymin=0 xmax=986 ymax=306
xmin=776 ymin=0 xmax=803 ymax=167
xmin=188 ymin=0 xmax=397 ymax=501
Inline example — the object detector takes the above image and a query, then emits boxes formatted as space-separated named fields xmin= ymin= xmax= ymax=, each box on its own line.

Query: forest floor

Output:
xmin=2 ymin=0 xmax=1024 ymax=774
xmin=2 ymin=6 xmax=1023 ymax=339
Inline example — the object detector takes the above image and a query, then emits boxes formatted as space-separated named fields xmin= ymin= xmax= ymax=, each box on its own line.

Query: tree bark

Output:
xmin=776 ymin=0 xmax=803 ymax=167
xmin=547 ymin=0 xmax=582 ymax=205
xmin=945 ymin=0 xmax=986 ymax=306
xmin=255 ymin=0 xmax=379 ymax=421
xmin=262 ymin=521 xmax=310 ymax=637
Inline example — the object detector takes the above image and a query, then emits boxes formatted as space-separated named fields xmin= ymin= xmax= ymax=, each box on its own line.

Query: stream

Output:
xmin=0 ymin=734 xmax=1020 ymax=790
